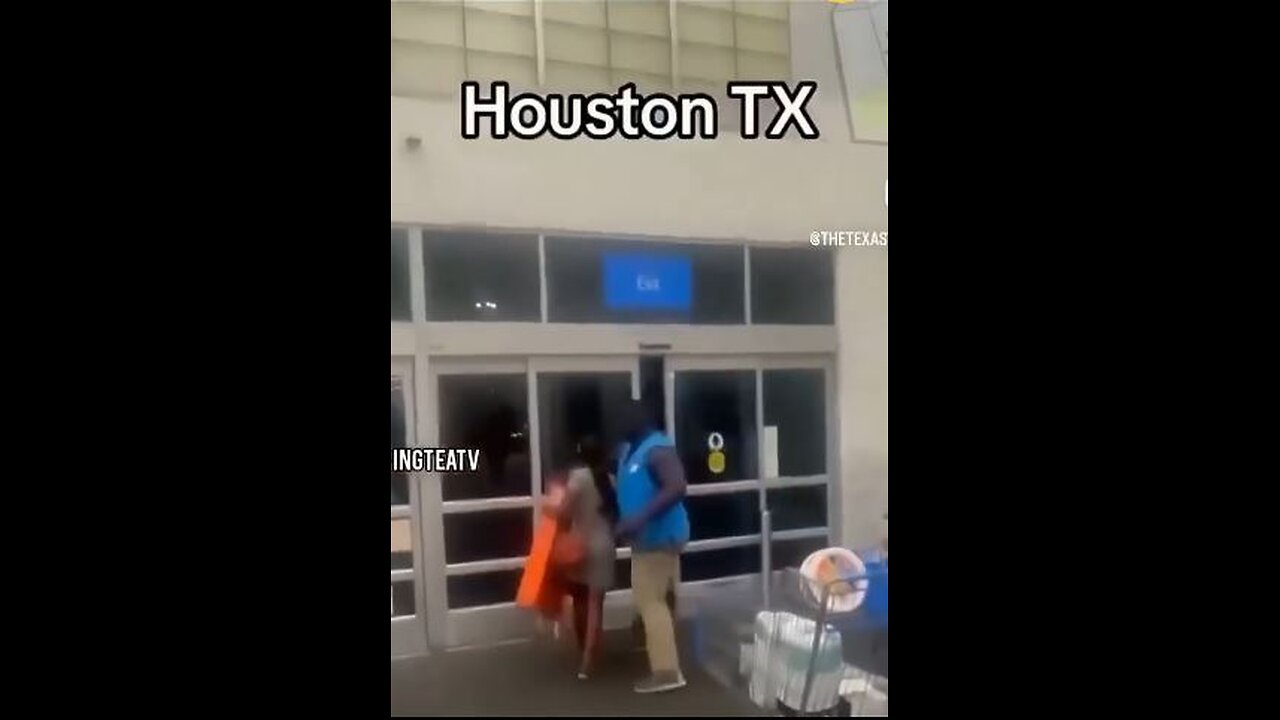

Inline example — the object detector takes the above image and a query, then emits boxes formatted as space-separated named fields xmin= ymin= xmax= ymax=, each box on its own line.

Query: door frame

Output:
xmin=422 ymin=355 xmax=641 ymax=648
xmin=391 ymin=356 xmax=429 ymax=658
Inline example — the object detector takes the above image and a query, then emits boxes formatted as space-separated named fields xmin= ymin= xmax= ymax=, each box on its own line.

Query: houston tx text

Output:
xmin=461 ymin=81 xmax=820 ymax=140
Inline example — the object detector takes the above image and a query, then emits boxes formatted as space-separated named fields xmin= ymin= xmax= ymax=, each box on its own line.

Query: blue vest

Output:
xmin=616 ymin=432 xmax=690 ymax=550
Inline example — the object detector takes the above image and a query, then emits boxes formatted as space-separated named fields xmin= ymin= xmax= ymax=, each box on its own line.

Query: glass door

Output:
xmin=392 ymin=356 xmax=428 ymax=657
xmin=425 ymin=356 xmax=638 ymax=647
xmin=534 ymin=357 xmax=640 ymax=618
xmin=666 ymin=357 xmax=765 ymax=602
xmin=759 ymin=359 xmax=834 ymax=577
xmin=664 ymin=355 xmax=835 ymax=607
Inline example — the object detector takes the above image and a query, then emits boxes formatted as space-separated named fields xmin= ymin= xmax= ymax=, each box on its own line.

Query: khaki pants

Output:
xmin=631 ymin=550 xmax=681 ymax=674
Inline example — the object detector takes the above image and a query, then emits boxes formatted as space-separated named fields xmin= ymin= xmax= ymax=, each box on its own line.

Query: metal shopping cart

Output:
xmin=692 ymin=516 xmax=888 ymax=716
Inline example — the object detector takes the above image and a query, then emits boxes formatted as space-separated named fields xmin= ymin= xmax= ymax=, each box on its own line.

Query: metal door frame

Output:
xmin=392 ymin=355 xmax=429 ymax=658
xmin=422 ymin=355 xmax=640 ymax=648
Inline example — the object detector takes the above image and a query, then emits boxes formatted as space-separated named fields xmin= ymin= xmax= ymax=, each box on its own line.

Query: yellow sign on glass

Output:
xmin=708 ymin=451 xmax=726 ymax=474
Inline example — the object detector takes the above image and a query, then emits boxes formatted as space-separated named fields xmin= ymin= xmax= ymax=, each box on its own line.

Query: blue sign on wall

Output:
xmin=603 ymin=253 xmax=692 ymax=310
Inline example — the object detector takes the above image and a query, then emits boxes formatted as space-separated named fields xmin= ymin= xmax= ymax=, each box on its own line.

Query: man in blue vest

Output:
xmin=615 ymin=400 xmax=691 ymax=694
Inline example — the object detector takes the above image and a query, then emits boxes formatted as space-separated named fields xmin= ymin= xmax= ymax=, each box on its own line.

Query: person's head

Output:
xmin=577 ymin=436 xmax=606 ymax=470
xmin=577 ymin=435 xmax=619 ymax=523
xmin=618 ymin=399 xmax=654 ymax=443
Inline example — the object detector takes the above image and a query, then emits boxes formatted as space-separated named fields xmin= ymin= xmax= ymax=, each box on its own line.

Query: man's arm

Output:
xmin=618 ymin=447 xmax=687 ymax=536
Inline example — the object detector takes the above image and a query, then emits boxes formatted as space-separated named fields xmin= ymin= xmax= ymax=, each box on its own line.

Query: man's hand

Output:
xmin=615 ymin=515 xmax=643 ymax=539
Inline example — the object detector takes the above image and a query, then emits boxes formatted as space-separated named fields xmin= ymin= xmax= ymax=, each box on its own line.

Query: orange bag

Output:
xmin=516 ymin=515 xmax=560 ymax=609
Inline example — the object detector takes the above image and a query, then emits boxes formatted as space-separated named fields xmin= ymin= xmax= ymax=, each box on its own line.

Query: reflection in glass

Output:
xmin=438 ymin=374 xmax=531 ymax=500
xmin=675 ymin=370 xmax=758 ymax=483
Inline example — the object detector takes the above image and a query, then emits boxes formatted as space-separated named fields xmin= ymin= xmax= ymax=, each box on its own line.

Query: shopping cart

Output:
xmin=692 ymin=534 xmax=888 ymax=716
xmin=788 ymin=554 xmax=888 ymax=715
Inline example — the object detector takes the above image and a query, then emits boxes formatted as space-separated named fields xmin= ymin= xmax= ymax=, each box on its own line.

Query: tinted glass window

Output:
xmin=423 ymin=232 xmax=540 ymax=321
xmin=392 ymin=229 xmax=412 ymax=321
xmin=751 ymin=247 xmax=834 ymax=324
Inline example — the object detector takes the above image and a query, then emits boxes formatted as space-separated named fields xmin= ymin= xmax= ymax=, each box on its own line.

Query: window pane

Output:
xmin=767 ymin=485 xmax=827 ymax=531
xmin=423 ymin=232 xmax=540 ymax=322
xmin=772 ymin=535 xmax=829 ymax=571
xmin=447 ymin=569 xmax=524 ymax=609
xmin=750 ymin=247 xmax=834 ymax=324
xmin=545 ymin=237 xmax=744 ymax=324
xmin=438 ymin=374 xmax=530 ymax=501
xmin=443 ymin=509 xmax=533 ymax=564
xmin=392 ymin=581 xmax=416 ymax=617
xmin=538 ymin=372 xmax=633 ymax=479
xmin=392 ymin=519 xmax=414 ymax=570
xmin=681 ymin=545 xmax=761 ymax=581
xmin=674 ymin=370 xmax=757 ymax=483
xmin=392 ymin=375 xmax=411 ymax=506
xmin=763 ymin=369 xmax=826 ymax=476
xmin=392 ymin=230 xmax=412 ymax=321
xmin=686 ymin=491 xmax=760 ymax=540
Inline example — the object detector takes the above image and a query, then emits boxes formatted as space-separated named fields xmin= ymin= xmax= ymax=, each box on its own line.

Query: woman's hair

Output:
xmin=577 ymin=436 xmax=619 ymax=524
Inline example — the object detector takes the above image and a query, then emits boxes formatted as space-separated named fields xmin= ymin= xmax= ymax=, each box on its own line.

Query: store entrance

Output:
xmin=425 ymin=356 xmax=640 ymax=648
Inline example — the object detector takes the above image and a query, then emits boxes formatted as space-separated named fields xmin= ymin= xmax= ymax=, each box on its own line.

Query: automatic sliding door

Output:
xmin=666 ymin=356 xmax=836 ymax=602
xmin=762 ymin=366 xmax=832 ymax=573
xmin=434 ymin=366 xmax=534 ymax=646
xmin=669 ymin=364 xmax=763 ymax=588
xmin=431 ymin=357 xmax=639 ymax=646
xmin=534 ymin=357 xmax=639 ymax=596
